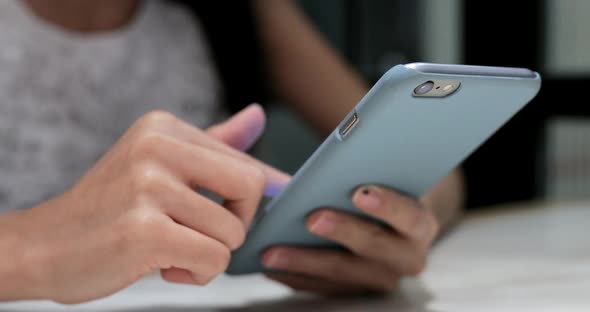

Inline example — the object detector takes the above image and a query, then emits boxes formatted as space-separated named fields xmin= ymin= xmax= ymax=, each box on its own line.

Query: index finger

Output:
xmin=148 ymin=113 xmax=291 ymax=197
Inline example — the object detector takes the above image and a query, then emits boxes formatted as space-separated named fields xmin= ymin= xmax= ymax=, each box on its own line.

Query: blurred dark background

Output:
xmin=259 ymin=0 xmax=590 ymax=205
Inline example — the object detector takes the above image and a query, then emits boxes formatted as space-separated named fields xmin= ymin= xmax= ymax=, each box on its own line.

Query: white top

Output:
xmin=0 ymin=0 xmax=224 ymax=211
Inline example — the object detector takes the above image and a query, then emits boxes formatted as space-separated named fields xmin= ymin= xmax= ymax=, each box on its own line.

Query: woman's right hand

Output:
xmin=1 ymin=104 xmax=289 ymax=304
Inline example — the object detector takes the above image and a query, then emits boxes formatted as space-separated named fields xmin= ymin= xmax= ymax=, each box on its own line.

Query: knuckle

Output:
xmin=367 ymin=221 xmax=389 ymax=239
xmin=128 ymin=133 xmax=168 ymax=161
xmin=198 ymin=245 xmax=231 ymax=284
xmin=213 ymin=246 xmax=232 ymax=273
xmin=366 ymin=224 xmax=391 ymax=243
xmin=119 ymin=208 xmax=163 ymax=254
xmin=227 ymin=223 xmax=247 ymax=250
xmin=130 ymin=111 xmax=177 ymax=137
xmin=139 ymin=110 xmax=177 ymax=128
xmin=129 ymin=162 xmax=167 ymax=196
xmin=131 ymin=208 xmax=164 ymax=236
xmin=407 ymin=208 xmax=426 ymax=231
xmin=357 ymin=223 xmax=389 ymax=253
xmin=242 ymin=164 xmax=266 ymax=194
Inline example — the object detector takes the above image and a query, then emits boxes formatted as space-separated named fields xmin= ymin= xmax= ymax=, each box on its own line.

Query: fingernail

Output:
xmin=352 ymin=185 xmax=382 ymax=210
xmin=263 ymin=250 xmax=289 ymax=268
xmin=308 ymin=213 xmax=335 ymax=235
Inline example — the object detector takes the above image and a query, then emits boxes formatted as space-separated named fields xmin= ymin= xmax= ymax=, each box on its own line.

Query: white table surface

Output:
xmin=1 ymin=200 xmax=589 ymax=311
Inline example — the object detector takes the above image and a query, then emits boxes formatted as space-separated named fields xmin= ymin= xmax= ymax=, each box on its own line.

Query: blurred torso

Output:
xmin=0 ymin=0 xmax=223 ymax=210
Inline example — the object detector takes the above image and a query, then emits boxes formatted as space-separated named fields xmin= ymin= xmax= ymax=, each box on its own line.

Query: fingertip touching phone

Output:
xmin=226 ymin=62 xmax=542 ymax=275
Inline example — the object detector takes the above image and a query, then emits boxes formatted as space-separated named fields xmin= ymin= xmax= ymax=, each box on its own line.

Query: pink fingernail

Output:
xmin=309 ymin=213 xmax=335 ymax=235
xmin=264 ymin=250 xmax=289 ymax=268
xmin=353 ymin=186 xmax=382 ymax=210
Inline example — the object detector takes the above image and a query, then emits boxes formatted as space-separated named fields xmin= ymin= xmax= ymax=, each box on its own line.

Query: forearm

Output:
xmin=253 ymin=0 xmax=369 ymax=135
xmin=0 ymin=209 xmax=44 ymax=301
xmin=421 ymin=168 xmax=465 ymax=234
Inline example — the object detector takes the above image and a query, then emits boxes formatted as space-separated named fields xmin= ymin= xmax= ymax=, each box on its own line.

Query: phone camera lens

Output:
xmin=414 ymin=81 xmax=434 ymax=95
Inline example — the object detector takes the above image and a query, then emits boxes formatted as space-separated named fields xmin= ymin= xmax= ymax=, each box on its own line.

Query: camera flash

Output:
xmin=443 ymin=84 xmax=454 ymax=91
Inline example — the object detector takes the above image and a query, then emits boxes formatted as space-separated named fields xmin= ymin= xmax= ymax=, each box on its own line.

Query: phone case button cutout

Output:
xmin=339 ymin=112 xmax=359 ymax=139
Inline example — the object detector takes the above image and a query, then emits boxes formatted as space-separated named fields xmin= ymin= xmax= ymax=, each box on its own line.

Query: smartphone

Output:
xmin=226 ymin=62 xmax=541 ymax=275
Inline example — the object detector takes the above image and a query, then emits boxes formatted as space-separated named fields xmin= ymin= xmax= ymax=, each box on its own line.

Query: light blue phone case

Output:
xmin=226 ymin=63 xmax=541 ymax=275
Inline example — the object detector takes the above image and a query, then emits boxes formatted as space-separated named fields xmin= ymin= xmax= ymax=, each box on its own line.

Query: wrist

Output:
xmin=420 ymin=169 xmax=465 ymax=233
xmin=0 ymin=207 xmax=52 ymax=301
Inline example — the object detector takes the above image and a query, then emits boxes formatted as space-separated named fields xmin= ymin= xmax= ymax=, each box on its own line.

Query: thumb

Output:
xmin=206 ymin=103 xmax=266 ymax=151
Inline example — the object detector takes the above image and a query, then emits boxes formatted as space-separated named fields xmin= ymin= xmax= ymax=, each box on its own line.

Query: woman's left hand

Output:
xmin=262 ymin=184 xmax=439 ymax=295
